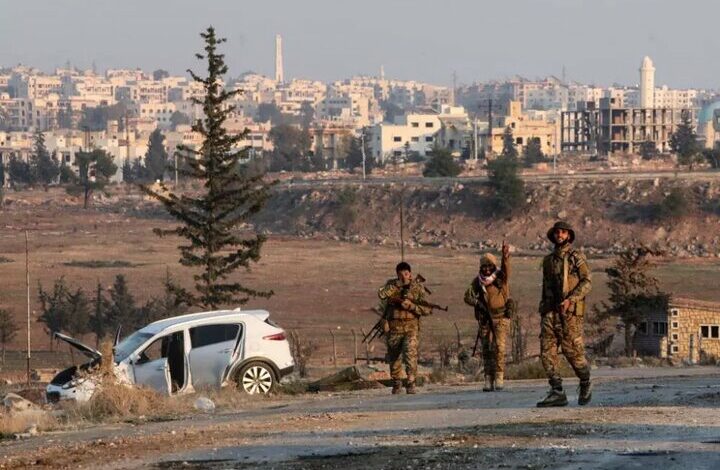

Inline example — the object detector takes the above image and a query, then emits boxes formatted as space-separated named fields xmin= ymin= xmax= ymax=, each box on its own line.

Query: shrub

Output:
xmin=423 ymin=147 xmax=462 ymax=178
xmin=655 ymin=188 xmax=689 ymax=220
xmin=504 ymin=357 xmax=574 ymax=380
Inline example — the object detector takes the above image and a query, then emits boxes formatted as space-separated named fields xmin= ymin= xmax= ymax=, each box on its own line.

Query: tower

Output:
xmin=275 ymin=34 xmax=284 ymax=84
xmin=639 ymin=56 xmax=655 ymax=109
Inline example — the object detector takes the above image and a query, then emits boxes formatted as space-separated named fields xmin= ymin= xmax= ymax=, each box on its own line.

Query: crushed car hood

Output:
xmin=53 ymin=332 xmax=102 ymax=360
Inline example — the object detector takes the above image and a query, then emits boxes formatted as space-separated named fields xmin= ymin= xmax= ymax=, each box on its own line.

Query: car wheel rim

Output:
xmin=242 ymin=366 xmax=272 ymax=394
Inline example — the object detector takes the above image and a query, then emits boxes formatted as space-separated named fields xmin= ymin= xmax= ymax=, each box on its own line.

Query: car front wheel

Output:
xmin=236 ymin=362 xmax=276 ymax=395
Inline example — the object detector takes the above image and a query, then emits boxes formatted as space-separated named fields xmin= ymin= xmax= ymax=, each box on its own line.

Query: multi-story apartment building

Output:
xmin=8 ymin=72 xmax=62 ymax=99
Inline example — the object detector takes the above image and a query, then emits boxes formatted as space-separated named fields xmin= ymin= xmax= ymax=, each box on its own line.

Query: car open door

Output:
xmin=131 ymin=336 xmax=171 ymax=395
xmin=188 ymin=324 xmax=242 ymax=388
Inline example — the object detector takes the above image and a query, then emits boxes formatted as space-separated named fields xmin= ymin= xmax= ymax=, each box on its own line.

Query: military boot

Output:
xmin=494 ymin=372 xmax=504 ymax=391
xmin=536 ymin=388 xmax=568 ymax=407
xmin=391 ymin=380 xmax=403 ymax=395
xmin=405 ymin=380 xmax=417 ymax=395
xmin=578 ymin=380 xmax=592 ymax=406
xmin=482 ymin=375 xmax=494 ymax=392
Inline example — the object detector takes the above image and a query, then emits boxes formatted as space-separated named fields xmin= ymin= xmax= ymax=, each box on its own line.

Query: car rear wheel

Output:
xmin=236 ymin=362 xmax=276 ymax=395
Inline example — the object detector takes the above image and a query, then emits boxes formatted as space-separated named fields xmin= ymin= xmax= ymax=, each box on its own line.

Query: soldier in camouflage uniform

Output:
xmin=378 ymin=262 xmax=433 ymax=394
xmin=464 ymin=242 xmax=511 ymax=392
xmin=537 ymin=221 xmax=593 ymax=407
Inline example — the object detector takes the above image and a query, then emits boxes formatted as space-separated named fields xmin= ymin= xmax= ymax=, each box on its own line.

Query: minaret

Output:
xmin=275 ymin=34 xmax=284 ymax=84
xmin=639 ymin=56 xmax=655 ymax=109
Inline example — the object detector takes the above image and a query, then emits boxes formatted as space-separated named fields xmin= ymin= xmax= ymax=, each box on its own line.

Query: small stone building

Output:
xmin=633 ymin=297 xmax=720 ymax=363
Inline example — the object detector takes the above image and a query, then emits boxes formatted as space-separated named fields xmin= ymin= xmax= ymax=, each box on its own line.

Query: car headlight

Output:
xmin=62 ymin=377 xmax=87 ymax=389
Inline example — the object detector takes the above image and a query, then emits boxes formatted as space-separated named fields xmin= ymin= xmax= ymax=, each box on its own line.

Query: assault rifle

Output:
xmin=362 ymin=278 xmax=448 ymax=344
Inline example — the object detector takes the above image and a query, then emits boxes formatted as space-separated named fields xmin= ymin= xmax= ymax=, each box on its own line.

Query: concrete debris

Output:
xmin=3 ymin=393 xmax=39 ymax=412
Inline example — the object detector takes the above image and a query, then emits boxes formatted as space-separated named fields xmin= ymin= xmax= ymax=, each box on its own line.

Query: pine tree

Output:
xmin=488 ymin=127 xmax=525 ymax=213
xmin=0 ymin=309 xmax=19 ymax=364
xmin=670 ymin=112 xmax=701 ymax=169
xmin=143 ymin=27 xmax=273 ymax=309
xmin=106 ymin=274 xmax=138 ymax=332
xmin=90 ymin=281 xmax=110 ymax=347
xmin=423 ymin=147 xmax=462 ymax=177
xmin=593 ymin=245 xmax=669 ymax=356
xmin=522 ymin=137 xmax=545 ymax=167
xmin=145 ymin=129 xmax=169 ymax=182
xmin=30 ymin=130 xmax=59 ymax=186
xmin=8 ymin=155 xmax=32 ymax=187
xmin=500 ymin=126 xmax=518 ymax=160
xmin=37 ymin=278 xmax=72 ymax=350
xmin=345 ymin=135 xmax=373 ymax=174
xmin=68 ymin=149 xmax=118 ymax=208
xmin=65 ymin=288 xmax=91 ymax=337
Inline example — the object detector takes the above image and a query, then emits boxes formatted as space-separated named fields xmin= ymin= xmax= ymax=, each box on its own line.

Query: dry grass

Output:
xmin=504 ymin=357 xmax=575 ymax=381
xmin=0 ymin=410 xmax=57 ymax=437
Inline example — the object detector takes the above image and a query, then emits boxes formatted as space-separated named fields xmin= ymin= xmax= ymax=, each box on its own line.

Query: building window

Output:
xmin=652 ymin=322 xmax=667 ymax=336
xmin=425 ymin=136 xmax=433 ymax=142
xmin=516 ymin=137 xmax=523 ymax=145
xmin=411 ymin=122 xmax=419 ymax=128
xmin=411 ymin=136 xmax=419 ymax=142
xmin=638 ymin=322 xmax=648 ymax=335
xmin=701 ymin=325 xmax=720 ymax=339
xmin=672 ymin=321 xmax=679 ymax=329
xmin=393 ymin=136 xmax=402 ymax=142
xmin=671 ymin=333 xmax=678 ymax=341
xmin=670 ymin=309 xmax=679 ymax=317
xmin=671 ymin=344 xmax=679 ymax=354
xmin=425 ymin=122 xmax=434 ymax=128
xmin=393 ymin=151 xmax=402 ymax=157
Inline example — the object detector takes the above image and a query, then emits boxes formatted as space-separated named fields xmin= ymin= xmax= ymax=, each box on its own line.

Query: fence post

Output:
xmin=329 ymin=328 xmax=337 ymax=368
xmin=360 ymin=328 xmax=370 ymax=364
xmin=352 ymin=329 xmax=358 ymax=364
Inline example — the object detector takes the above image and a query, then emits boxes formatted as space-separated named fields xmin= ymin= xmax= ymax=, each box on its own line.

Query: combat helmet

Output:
xmin=547 ymin=221 xmax=575 ymax=244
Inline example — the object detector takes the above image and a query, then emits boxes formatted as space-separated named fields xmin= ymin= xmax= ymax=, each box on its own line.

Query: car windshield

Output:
xmin=114 ymin=331 xmax=154 ymax=363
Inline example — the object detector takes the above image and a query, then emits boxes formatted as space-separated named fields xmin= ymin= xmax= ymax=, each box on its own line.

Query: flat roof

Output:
xmin=670 ymin=297 xmax=720 ymax=312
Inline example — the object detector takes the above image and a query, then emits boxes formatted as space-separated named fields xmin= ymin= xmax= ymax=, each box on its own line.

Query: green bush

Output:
xmin=423 ymin=148 xmax=462 ymax=178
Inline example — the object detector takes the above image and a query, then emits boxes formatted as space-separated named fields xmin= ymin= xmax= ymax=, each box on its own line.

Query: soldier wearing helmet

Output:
xmin=536 ymin=221 xmax=593 ymax=407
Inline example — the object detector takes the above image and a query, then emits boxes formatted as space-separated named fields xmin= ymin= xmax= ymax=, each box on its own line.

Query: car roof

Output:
xmin=140 ymin=309 xmax=270 ymax=335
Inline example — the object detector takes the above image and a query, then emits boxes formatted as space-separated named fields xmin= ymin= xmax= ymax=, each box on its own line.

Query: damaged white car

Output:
xmin=46 ymin=309 xmax=294 ymax=403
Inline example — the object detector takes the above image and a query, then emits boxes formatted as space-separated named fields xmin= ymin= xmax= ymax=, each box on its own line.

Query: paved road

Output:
xmin=2 ymin=366 xmax=720 ymax=469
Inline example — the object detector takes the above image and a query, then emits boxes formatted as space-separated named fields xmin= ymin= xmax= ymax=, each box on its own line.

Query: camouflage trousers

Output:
xmin=540 ymin=311 xmax=590 ymax=389
xmin=386 ymin=325 xmax=419 ymax=383
xmin=479 ymin=316 xmax=509 ymax=375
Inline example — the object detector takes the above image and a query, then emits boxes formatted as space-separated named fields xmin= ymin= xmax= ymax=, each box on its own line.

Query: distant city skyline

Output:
xmin=2 ymin=0 xmax=719 ymax=89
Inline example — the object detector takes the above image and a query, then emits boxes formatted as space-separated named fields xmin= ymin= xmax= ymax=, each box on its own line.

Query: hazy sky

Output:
xmin=1 ymin=0 xmax=718 ymax=89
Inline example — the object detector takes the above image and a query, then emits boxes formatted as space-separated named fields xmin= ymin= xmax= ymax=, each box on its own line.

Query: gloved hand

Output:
xmin=401 ymin=299 xmax=415 ymax=311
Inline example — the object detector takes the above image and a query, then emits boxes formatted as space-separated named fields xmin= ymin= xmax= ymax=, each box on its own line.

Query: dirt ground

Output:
xmin=1 ymin=188 xmax=720 ymax=368
xmin=2 ymin=367 xmax=720 ymax=469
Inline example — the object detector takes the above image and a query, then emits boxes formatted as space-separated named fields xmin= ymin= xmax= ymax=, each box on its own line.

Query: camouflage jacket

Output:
xmin=464 ymin=252 xmax=511 ymax=318
xmin=378 ymin=278 xmax=433 ymax=321
xmin=539 ymin=244 xmax=591 ymax=316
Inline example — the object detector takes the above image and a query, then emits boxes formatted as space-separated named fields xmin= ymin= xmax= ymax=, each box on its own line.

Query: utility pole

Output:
xmin=124 ymin=111 xmax=131 ymax=180
xmin=25 ymin=230 xmax=30 ymax=385
xmin=478 ymin=97 xmax=499 ymax=156
xmin=360 ymin=130 xmax=367 ymax=181
xmin=399 ymin=189 xmax=405 ymax=262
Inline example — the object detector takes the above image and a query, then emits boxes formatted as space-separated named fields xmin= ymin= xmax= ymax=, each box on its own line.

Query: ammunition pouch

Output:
xmin=504 ymin=298 xmax=517 ymax=319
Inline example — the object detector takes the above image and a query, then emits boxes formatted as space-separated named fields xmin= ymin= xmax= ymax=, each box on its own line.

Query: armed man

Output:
xmin=537 ymin=221 xmax=592 ymax=407
xmin=378 ymin=262 xmax=433 ymax=394
xmin=464 ymin=241 xmax=512 ymax=392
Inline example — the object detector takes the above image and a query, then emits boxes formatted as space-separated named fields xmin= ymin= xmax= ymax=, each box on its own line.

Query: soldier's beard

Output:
xmin=555 ymin=239 xmax=570 ymax=248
